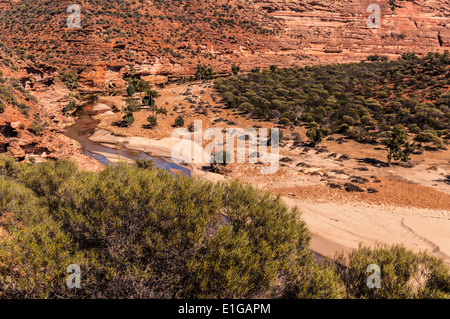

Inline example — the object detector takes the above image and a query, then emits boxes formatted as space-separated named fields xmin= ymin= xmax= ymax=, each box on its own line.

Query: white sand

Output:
xmin=283 ymin=198 xmax=450 ymax=264
xmin=89 ymin=128 xmax=211 ymax=163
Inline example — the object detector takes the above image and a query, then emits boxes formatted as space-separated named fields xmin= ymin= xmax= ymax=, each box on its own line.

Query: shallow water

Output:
xmin=64 ymin=101 xmax=190 ymax=177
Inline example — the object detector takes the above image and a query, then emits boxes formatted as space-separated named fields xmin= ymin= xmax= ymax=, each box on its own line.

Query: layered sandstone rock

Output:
xmin=1 ymin=0 xmax=448 ymax=91
xmin=255 ymin=0 xmax=450 ymax=63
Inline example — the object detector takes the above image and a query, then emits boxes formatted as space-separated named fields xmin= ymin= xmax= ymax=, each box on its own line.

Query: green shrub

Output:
xmin=60 ymin=72 xmax=79 ymax=90
xmin=195 ymin=64 xmax=215 ymax=80
xmin=122 ymin=112 xmax=135 ymax=126
xmin=414 ymin=131 xmax=444 ymax=149
xmin=123 ymin=98 xmax=141 ymax=113
xmin=0 ymin=155 xmax=19 ymax=178
xmin=174 ymin=116 xmax=184 ymax=127
xmin=288 ymin=262 xmax=346 ymax=299
xmin=335 ymin=244 xmax=450 ymax=299
xmin=156 ymin=107 xmax=167 ymax=115
xmin=147 ymin=115 xmax=157 ymax=127
xmin=306 ymin=125 xmax=330 ymax=146
xmin=63 ymin=99 xmax=77 ymax=115
xmin=279 ymin=117 xmax=290 ymax=125
xmin=27 ymin=123 xmax=44 ymax=135
xmin=341 ymin=115 xmax=356 ymax=126
xmin=134 ymin=159 xmax=156 ymax=170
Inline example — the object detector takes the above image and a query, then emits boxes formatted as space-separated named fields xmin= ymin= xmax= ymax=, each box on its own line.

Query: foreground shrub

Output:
xmin=0 ymin=158 xmax=312 ymax=298
xmin=286 ymin=262 xmax=347 ymax=299
xmin=335 ymin=244 xmax=450 ymax=299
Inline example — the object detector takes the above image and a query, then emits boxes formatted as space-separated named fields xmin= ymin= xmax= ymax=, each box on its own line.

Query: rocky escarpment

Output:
xmin=0 ymin=0 xmax=283 ymax=91
xmin=0 ymin=42 xmax=102 ymax=167
xmin=254 ymin=0 xmax=450 ymax=64
xmin=0 ymin=0 xmax=448 ymax=92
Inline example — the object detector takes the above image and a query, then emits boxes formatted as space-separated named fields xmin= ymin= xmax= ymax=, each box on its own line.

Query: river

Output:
xmin=64 ymin=98 xmax=191 ymax=176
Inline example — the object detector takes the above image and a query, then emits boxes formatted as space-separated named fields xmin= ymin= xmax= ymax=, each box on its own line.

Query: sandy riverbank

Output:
xmin=88 ymin=128 xmax=226 ymax=182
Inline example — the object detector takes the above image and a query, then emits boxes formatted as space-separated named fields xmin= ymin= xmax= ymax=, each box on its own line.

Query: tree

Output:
xmin=385 ymin=125 xmax=412 ymax=164
xmin=122 ymin=112 xmax=134 ymax=126
xmin=126 ymin=84 xmax=136 ymax=97
xmin=306 ymin=125 xmax=331 ymax=146
xmin=123 ymin=98 xmax=141 ymax=113
xmin=367 ymin=55 xmax=388 ymax=62
xmin=142 ymin=95 xmax=153 ymax=106
xmin=125 ymin=78 xmax=152 ymax=94
xmin=142 ymin=89 xmax=160 ymax=106
xmin=174 ymin=116 xmax=184 ymax=127
xmin=147 ymin=115 xmax=157 ymax=127
xmin=231 ymin=64 xmax=240 ymax=76
xmin=195 ymin=64 xmax=215 ymax=80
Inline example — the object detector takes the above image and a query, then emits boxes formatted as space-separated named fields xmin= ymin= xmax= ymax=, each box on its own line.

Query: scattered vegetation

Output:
xmin=215 ymin=52 xmax=450 ymax=157
xmin=0 ymin=0 xmax=280 ymax=71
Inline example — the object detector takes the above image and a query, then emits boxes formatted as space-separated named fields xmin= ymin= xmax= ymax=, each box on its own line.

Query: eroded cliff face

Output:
xmin=254 ymin=0 xmax=450 ymax=64
xmin=57 ymin=0 xmax=450 ymax=89
xmin=1 ymin=0 xmax=448 ymax=92
xmin=0 ymin=45 xmax=94 ymax=164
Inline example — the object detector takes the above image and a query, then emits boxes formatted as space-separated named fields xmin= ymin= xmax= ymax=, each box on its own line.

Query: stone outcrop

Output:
xmin=254 ymin=0 xmax=450 ymax=63
xmin=1 ymin=0 xmax=448 ymax=92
